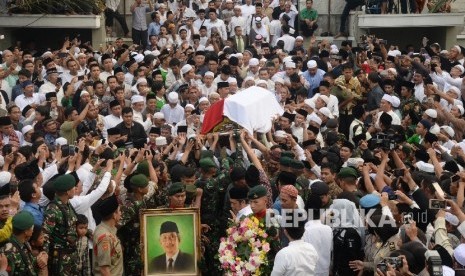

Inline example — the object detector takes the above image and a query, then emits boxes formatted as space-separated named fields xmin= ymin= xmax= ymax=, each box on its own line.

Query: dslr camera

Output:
xmin=368 ymin=133 xmax=404 ymax=151
xmin=425 ymin=250 xmax=442 ymax=276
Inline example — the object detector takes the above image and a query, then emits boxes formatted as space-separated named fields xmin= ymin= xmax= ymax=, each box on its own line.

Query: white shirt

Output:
xmin=236 ymin=205 xmax=253 ymax=222
xmin=228 ymin=16 xmax=247 ymax=38
xmin=14 ymin=93 xmax=42 ymax=111
xmin=277 ymin=34 xmax=296 ymax=53
xmin=269 ymin=20 xmax=282 ymax=47
xmin=375 ymin=109 xmax=401 ymax=126
xmin=414 ymin=82 xmax=425 ymax=102
xmin=77 ymin=163 xmax=97 ymax=196
xmin=103 ymin=114 xmax=123 ymax=138
xmin=133 ymin=109 xmax=152 ymax=131
xmin=199 ymin=83 xmax=217 ymax=97
xmin=303 ymin=220 xmax=332 ymax=276
xmin=160 ymin=104 xmax=185 ymax=125
xmin=70 ymin=171 xmax=112 ymax=232
xmin=240 ymin=4 xmax=255 ymax=19
xmin=204 ymin=18 xmax=228 ymax=40
xmin=271 ymin=239 xmax=318 ymax=276
xmin=99 ymin=71 xmax=113 ymax=84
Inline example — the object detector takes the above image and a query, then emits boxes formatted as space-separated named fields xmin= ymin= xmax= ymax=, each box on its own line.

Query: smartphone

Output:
xmin=61 ymin=145 xmax=70 ymax=158
xmin=432 ymin=182 xmax=445 ymax=199
xmin=403 ymin=213 xmax=412 ymax=224
xmin=177 ymin=125 xmax=188 ymax=133
xmin=102 ymin=138 xmax=106 ymax=145
xmin=393 ymin=168 xmax=405 ymax=177
xmin=388 ymin=194 xmax=398 ymax=200
xmin=78 ymin=75 xmax=85 ymax=81
xmin=376 ymin=262 xmax=387 ymax=273
xmin=2 ymin=144 xmax=12 ymax=156
xmin=58 ymin=52 xmax=68 ymax=58
xmin=383 ymin=257 xmax=402 ymax=269
xmin=451 ymin=175 xmax=461 ymax=182
xmin=429 ymin=199 xmax=446 ymax=209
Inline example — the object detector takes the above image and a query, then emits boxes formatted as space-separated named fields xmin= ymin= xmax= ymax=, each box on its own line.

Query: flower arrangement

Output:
xmin=218 ymin=216 xmax=273 ymax=276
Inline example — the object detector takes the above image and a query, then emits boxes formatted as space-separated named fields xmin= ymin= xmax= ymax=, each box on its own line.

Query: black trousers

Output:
xmin=400 ymin=0 xmax=417 ymax=13
xmin=104 ymin=8 xmax=129 ymax=35
xmin=300 ymin=22 xmax=318 ymax=37
xmin=339 ymin=2 xmax=361 ymax=33
xmin=132 ymin=28 xmax=148 ymax=49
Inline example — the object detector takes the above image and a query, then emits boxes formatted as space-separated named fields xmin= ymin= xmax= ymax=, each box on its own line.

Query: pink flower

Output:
xmin=262 ymin=243 xmax=270 ymax=252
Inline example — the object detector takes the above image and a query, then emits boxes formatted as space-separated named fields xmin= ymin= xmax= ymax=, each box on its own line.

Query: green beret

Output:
xmin=53 ymin=174 xmax=76 ymax=192
xmin=160 ymin=221 xmax=179 ymax=234
xmin=279 ymin=157 xmax=293 ymax=167
xmin=13 ymin=211 xmax=34 ymax=230
xmin=200 ymin=150 xmax=214 ymax=159
xmin=185 ymin=184 xmax=197 ymax=196
xmin=290 ymin=159 xmax=304 ymax=170
xmin=337 ymin=167 xmax=358 ymax=179
xmin=168 ymin=182 xmax=186 ymax=196
xmin=247 ymin=185 xmax=267 ymax=200
xmin=281 ymin=151 xmax=295 ymax=159
xmin=199 ymin=158 xmax=217 ymax=169
xmin=130 ymin=174 xmax=149 ymax=188
xmin=136 ymin=161 xmax=150 ymax=177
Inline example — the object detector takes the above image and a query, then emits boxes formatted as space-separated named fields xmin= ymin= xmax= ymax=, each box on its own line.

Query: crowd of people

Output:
xmin=0 ymin=0 xmax=464 ymax=275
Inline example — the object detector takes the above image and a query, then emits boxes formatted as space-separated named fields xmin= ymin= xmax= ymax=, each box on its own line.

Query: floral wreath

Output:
xmin=218 ymin=216 xmax=272 ymax=276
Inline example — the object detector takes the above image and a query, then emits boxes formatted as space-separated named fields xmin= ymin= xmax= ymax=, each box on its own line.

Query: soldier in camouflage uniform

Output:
xmin=195 ymin=157 xmax=231 ymax=276
xmin=42 ymin=174 xmax=79 ymax=276
xmin=1 ymin=211 xmax=48 ymax=276
xmin=117 ymin=174 xmax=151 ymax=276
xmin=399 ymin=80 xmax=421 ymax=118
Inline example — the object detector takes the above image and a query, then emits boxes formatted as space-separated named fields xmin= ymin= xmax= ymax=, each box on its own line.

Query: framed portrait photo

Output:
xmin=141 ymin=208 xmax=200 ymax=276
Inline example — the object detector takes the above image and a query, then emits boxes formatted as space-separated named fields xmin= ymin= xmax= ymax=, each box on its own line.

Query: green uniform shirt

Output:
xmin=300 ymin=8 xmax=318 ymax=20
xmin=0 ymin=235 xmax=37 ymax=276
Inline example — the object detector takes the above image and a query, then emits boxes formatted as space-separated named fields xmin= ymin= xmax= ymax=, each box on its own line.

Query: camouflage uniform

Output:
xmin=42 ymin=198 xmax=78 ymax=276
xmin=196 ymin=158 xmax=231 ymax=276
xmin=0 ymin=235 xmax=38 ymax=276
xmin=400 ymin=96 xmax=422 ymax=118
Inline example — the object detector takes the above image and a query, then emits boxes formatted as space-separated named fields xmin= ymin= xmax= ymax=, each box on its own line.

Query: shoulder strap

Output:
xmin=9 ymin=239 xmax=34 ymax=276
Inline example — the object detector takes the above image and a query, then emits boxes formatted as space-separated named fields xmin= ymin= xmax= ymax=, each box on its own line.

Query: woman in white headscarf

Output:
xmin=328 ymin=199 xmax=364 ymax=276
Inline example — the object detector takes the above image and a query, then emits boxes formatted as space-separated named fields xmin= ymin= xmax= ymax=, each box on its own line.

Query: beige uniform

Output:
xmin=93 ymin=221 xmax=123 ymax=276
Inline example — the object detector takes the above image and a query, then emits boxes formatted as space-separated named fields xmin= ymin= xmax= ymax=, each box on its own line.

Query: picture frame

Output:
xmin=141 ymin=208 xmax=201 ymax=276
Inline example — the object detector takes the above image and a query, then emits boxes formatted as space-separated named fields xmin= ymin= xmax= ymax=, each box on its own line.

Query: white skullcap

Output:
xmin=304 ymin=99 xmax=315 ymax=109
xmin=135 ymin=77 xmax=147 ymax=86
xmin=181 ymin=64 xmax=193 ymax=75
xmin=330 ymin=45 xmax=338 ymax=51
xmin=80 ymin=91 xmax=90 ymax=97
xmin=228 ymin=77 xmax=237 ymax=84
xmin=391 ymin=96 xmax=400 ymax=108
xmin=249 ymin=58 xmax=259 ymax=66
xmin=234 ymin=5 xmax=241 ymax=9
xmin=168 ymin=92 xmax=179 ymax=103
xmin=319 ymin=107 xmax=333 ymax=119
xmin=445 ymin=212 xmax=459 ymax=226
xmin=458 ymin=105 xmax=465 ymax=115
xmin=21 ymin=125 xmax=33 ymax=136
xmin=133 ymin=54 xmax=144 ymax=63
xmin=381 ymin=94 xmax=394 ymax=105
xmin=440 ymin=126 xmax=455 ymax=138
xmin=55 ymin=137 xmax=68 ymax=146
xmin=153 ymin=112 xmax=164 ymax=120
xmin=205 ymin=45 xmax=214 ymax=51
xmin=185 ymin=104 xmax=195 ymax=110
xmin=282 ymin=56 xmax=292 ymax=63
xmin=415 ymin=161 xmax=435 ymax=173
xmin=235 ymin=53 xmax=243 ymax=59
xmin=0 ymin=172 xmax=11 ymax=187
xmin=144 ymin=50 xmax=152 ymax=56
xmin=244 ymin=76 xmax=255 ymax=83
xmin=319 ymin=95 xmax=329 ymax=104
xmin=199 ymin=97 xmax=209 ymax=103
xmin=151 ymin=50 xmax=160 ymax=57
xmin=285 ymin=61 xmax=296 ymax=69
xmin=425 ymin=108 xmax=438 ymax=118
xmin=296 ymin=36 xmax=304 ymax=41
xmin=41 ymin=51 xmax=52 ymax=58
xmin=131 ymin=95 xmax=144 ymax=104
xmin=387 ymin=68 xmax=397 ymax=76
xmin=204 ymin=71 xmax=214 ymax=77
xmin=256 ymin=79 xmax=268 ymax=86
xmin=453 ymin=45 xmax=462 ymax=53
xmin=430 ymin=124 xmax=440 ymax=135
xmin=274 ymin=130 xmax=287 ymax=138
xmin=309 ymin=113 xmax=322 ymax=125
xmin=454 ymin=64 xmax=465 ymax=74
xmin=448 ymin=86 xmax=461 ymax=98
xmin=155 ymin=136 xmax=167 ymax=146
xmin=273 ymin=77 xmax=285 ymax=85
xmin=307 ymin=60 xmax=317 ymax=69
xmin=454 ymin=244 xmax=465 ymax=266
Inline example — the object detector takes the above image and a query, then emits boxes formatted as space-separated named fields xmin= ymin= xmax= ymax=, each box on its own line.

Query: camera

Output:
xmin=368 ymin=133 xmax=404 ymax=151
xmin=403 ymin=213 xmax=412 ymax=224
xmin=393 ymin=168 xmax=404 ymax=177
xmin=384 ymin=257 xmax=402 ymax=269
xmin=425 ymin=250 xmax=443 ymax=276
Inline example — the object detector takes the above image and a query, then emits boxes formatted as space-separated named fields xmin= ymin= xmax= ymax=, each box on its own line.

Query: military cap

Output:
xmin=99 ymin=195 xmax=119 ymax=218
xmin=199 ymin=158 xmax=217 ymax=169
xmin=281 ymin=151 xmax=295 ymax=159
xmin=160 ymin=221 xmax=179 ymax=234
xmin=200 ymin=150 xmax=214 ymax=159
xmin=136 ymin=161 xmax=150 ymax=177
xmin=310 ymin=181 xmax=329 ymax=196
xmin=337 ymin=167 xmax=359 ymax=179
xmin=185 ymin=184 xmax=197 ymax=197
xmin=12 ymin=211 xmax=34 ymax=230
xmin=290 ymin=159 xmax=304 ymax=170
xmin=130 ymin=174 xmax=149 ymax=188
xmin=168 ymin=182 xmax=186 ymax=196
xmin=53 ymin=174 xmax=76 ymax=192
xmin=229 ymin=186 xmax=248 ymax=200
xmin=247 ymin=185 xmax=267 ymax=199
xmin=279 ymin=156 xmax=293 ymax=167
